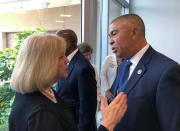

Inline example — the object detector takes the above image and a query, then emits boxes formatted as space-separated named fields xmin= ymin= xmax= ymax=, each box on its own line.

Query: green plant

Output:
xmin=0 ymin=28 xmax=47 ymax=130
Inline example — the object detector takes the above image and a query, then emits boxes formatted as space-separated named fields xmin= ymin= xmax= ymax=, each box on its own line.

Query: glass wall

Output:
xmin=108 ymin=0 xmax=123 ymax=55
xmin=0 ymin=0 xmax=81 ymax=50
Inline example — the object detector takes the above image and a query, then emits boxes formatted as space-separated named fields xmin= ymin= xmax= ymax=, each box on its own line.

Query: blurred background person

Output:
xmin=101 ymin=55 xmax=122 ymax=104
xmin=56 ymin=29 xmax=97 ymax=131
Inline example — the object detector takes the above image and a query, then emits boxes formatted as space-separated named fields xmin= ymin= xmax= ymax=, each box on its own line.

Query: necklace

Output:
xmin=41 ymin=88 xmax=57 ymax=103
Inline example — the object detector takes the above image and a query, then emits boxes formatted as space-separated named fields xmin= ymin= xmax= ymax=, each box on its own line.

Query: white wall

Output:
xmin=130 ymin=0 xmax=180 ymax=63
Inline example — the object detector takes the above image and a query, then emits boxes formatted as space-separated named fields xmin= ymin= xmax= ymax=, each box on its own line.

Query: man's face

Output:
xmin=65 ymin=40 xmax=72 ymax=56
xmin=109 ymin=20 xmax=134 ymax=59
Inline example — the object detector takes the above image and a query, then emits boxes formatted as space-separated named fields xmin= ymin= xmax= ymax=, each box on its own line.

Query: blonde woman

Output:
xmin=9 ymin=34 xmax=127 ymax=131
xmin=9 ymin=34 xmax=75 ymax=131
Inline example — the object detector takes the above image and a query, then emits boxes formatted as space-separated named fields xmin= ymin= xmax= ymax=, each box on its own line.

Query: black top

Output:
xmin=9 ymin=90 xmax=77 ymax=131
xmin=9 ymin=90 xmax=109 ymax=131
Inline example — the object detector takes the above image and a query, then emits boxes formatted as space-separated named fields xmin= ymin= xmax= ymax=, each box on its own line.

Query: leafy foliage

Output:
xmin=0 ymin=28 xmax=47 ymax=130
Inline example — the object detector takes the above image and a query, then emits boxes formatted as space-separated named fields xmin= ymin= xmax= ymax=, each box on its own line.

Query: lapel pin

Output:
xmin=137 ymin=69 xmax=142 ymax=75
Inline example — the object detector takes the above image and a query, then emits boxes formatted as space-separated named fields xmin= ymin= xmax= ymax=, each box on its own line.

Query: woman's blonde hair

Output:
xmin=10 ymin=34 xmax=66 ymax=94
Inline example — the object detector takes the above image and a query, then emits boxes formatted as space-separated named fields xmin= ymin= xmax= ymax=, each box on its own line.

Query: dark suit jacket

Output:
xmin=56 ymin=51 xmax=97 ymax=131
xmin=114 ymin=46 xmax=180 ymax=131
xmin=9 ymin=91 xmax=77 ymax=131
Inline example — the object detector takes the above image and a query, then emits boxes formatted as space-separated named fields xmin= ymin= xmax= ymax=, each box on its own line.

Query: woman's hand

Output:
xmin=105 ymin=90 xmax=113 ymax=102
xmin=101 ymin=92 xmax=127 ymax=131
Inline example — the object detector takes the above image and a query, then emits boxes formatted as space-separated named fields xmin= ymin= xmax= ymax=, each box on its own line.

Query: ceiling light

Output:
xmin=56 ymin=20 xmax=64 ymax=23
xmin=60 ymin=14 xmax=72 ymax=17
xmin=70 ymin=0 xmax=80 ymax=5
xmin=0 ymin=0 xmax=17 ymax=4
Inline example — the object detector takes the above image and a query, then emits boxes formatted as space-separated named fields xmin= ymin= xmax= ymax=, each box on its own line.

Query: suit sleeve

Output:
xmin=56 ymin=78 xmax=65 ymax=94
xmin=156 ymin=64 xmax=180 ymax=131
xmin=92 ymin=64 xmax=101 ymax=100
xmin=56 ymin=81 xmax=60 ymax=93
xmin=78 ymin=65 xmax=97 ymax=131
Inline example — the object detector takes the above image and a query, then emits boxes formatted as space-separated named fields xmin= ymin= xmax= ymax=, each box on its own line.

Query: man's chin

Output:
xmin=114 ymin=53 xmax=120 ymax=57
xmin=112 ymin=51 xmax=117 ymax=55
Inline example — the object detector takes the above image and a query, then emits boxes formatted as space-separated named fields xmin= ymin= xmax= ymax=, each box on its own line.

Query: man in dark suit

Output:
xmin=108 ymin=14 xmax=180 ymax=131
xmin=56 ymin=29 xmax=97 ymax=131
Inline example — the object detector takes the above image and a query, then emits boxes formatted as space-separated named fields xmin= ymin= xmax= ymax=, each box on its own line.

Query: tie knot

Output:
xmin=124 ymin=60 xmax=132 ymax=67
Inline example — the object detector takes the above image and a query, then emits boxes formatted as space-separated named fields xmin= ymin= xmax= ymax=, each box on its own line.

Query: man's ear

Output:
xmin=132 ymin=27 xmax=138 ymax=35
xmin=131 ymin=27 xmax=139 ymax=40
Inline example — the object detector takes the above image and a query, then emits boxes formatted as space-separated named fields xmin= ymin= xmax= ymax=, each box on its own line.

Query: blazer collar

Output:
xmin=67 ymin=49 xmax=78 ymax=62
xmin=67 ymin=51 xmax=80 ymax=76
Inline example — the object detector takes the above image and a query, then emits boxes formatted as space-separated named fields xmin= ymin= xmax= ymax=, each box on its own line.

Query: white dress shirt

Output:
xmin=67 ymin=48 xmax=78 ymax=61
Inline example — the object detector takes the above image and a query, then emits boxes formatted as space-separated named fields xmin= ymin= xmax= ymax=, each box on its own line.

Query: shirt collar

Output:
xmin=130 ymin=44 xmax=150 ymax=66
xmin=67 ymin=48 xmax=78 ymax=61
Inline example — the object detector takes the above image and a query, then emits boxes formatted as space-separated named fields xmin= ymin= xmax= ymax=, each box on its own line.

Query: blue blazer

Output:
xmin=56 ymin=51 xmax=97 ymax=131
xmin=114 ymin=46 xmax=180 ymax=131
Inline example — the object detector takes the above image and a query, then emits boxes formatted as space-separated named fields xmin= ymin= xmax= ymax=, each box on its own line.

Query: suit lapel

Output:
xmin=123 ymin=46 xmax=154 ymax=94
xmin=68 ymin=62 xmax=74 ymax=76
xmin=123 ymin=62 xmax=146 ymax=94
